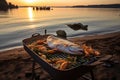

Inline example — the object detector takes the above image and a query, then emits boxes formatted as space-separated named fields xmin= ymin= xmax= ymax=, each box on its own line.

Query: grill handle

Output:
xmin=32 ymin=33 xmax=40 ymax=37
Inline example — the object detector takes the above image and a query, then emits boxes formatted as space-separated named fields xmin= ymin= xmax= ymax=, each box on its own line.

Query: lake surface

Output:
xmin=0 ymin=7 xmax=120 ymax=51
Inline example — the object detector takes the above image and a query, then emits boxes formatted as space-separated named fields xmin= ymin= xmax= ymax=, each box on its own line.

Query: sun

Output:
xmin=25 ymin=0 xmax=35 ymax=3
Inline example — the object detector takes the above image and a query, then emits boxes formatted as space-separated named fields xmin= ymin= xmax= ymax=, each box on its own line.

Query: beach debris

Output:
xmin=67 ymin=23 xmax=88 ymax=31
xmin=56 ymin=30 xmax=67 ymax=39
xmin=102 ymin=60 xmax=115 ymax=68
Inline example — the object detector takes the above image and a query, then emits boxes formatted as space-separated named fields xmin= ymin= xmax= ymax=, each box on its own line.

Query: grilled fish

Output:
xmin=47 ymin=35 xmax=83 ymax=55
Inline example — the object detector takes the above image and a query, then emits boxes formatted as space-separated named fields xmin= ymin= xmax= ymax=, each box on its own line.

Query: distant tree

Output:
xmin=8 ymin=2 xmax=14 ymax=8
xmin=0 ymin=0 xmax=18 ymax=11
xmin=8 ymin=2 xmax=18 ymax=9
xmin=0 ymin=0 xmax=9 ymax=10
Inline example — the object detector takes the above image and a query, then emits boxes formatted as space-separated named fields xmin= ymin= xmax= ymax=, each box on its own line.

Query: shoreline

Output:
xmin=0 ymin=31 xmax=120 ymax=52
xmin=69 ymin=31 xmax=120 ymax=41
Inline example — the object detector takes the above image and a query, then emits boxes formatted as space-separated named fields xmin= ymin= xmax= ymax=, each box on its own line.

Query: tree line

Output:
xmin=0 ymin=0 xmax=18 ymax=11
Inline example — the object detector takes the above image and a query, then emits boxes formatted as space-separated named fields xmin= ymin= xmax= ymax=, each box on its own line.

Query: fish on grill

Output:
xmin=47 ymin=35 xmax=84 ymax=55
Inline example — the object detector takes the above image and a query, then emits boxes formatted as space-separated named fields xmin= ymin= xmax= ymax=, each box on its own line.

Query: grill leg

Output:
xmin=90 ymin=69 xmax=95 ymax=80
xmin=32 ymin=60 xmax=36 ymax=80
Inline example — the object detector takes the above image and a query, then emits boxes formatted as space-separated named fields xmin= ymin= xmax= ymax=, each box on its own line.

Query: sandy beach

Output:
xmin=0 ymin=32 xmax=120 ymax=80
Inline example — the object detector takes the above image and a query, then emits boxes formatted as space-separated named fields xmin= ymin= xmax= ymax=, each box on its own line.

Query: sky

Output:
xmin=7 ymin=0 xmax=120 ymax=6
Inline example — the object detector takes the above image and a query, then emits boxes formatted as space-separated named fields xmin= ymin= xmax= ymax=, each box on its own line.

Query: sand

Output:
xmin=0 ymin=32 xmax=120 ymax=80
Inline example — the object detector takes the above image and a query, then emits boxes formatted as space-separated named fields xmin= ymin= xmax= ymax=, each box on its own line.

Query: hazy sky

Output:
xmin=7 ymin=0 xmax=120 ymax=6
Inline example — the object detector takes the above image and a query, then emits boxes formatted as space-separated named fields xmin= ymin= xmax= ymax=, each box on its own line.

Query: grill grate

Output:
xmin=37 ymin=52 xmax=97 ymax=69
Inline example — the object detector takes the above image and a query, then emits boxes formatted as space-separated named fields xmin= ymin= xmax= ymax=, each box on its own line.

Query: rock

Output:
xmin=56 ymin=30 xmax=67 ymax=39
xmin=67 ymin=23 xmax=88 ymax=31
xmin=25 ymin=72 xmax=32 ymax=78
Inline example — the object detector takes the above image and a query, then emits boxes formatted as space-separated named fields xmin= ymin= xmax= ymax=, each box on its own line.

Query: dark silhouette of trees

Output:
xmin=0 ymin=0 xmax=8 ymax=10
xmin=73 ymin=4 xmax=120 ymax=8
xmin=0 ymin=0 xmax=18 ymax=11
xmin=8 ymin=2 xmax=18 ymax=9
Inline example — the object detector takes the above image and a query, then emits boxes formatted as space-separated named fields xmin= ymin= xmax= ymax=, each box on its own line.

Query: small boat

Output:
xmin=67 ymin=23 xmax=88 ymax=31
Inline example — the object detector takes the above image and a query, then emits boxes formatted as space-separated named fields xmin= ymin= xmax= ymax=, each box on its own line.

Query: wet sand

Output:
xmin=0 ymin=32 xmax=120 ymax=80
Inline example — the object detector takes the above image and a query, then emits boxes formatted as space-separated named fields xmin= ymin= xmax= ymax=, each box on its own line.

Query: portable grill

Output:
xmin=23 ymin=33 xmax=101 ymax=80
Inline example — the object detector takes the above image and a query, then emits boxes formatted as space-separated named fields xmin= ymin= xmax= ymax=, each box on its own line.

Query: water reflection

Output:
xmin=28 ymin=7 xmax=34 ymax=21
xmin=27 ymin=7 xmax=36 ymax=29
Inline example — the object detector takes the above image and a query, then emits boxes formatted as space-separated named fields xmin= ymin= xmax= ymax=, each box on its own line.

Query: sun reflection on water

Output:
xmin=27 ymin=7 xmax=36 ymax=29
xmin=28 ymin=7 xmax=34 ymax=21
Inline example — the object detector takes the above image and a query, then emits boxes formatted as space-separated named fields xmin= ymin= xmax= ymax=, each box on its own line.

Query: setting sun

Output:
xmin=25 ymin=0 xmax=36 ymax=3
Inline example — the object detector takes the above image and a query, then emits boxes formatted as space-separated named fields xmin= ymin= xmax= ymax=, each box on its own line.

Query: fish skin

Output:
xmin=47 ymin=35 xmax=83 ymax=55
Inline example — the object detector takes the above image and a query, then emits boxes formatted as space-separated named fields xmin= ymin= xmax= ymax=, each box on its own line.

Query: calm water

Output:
xmin=0 ymin=7 xmax=120 ymax=51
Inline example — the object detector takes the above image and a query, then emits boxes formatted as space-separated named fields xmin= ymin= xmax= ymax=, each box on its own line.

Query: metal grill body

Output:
xmin=23 ymin=34 xmax=95 ymax=80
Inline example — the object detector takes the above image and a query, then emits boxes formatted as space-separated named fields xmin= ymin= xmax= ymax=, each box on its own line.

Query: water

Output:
xmin=0 ymin=7 xmax=120 ymax=51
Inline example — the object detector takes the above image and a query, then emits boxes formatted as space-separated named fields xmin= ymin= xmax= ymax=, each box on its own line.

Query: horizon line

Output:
xmin=18 ymin=3 xmax=120 ymax=7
